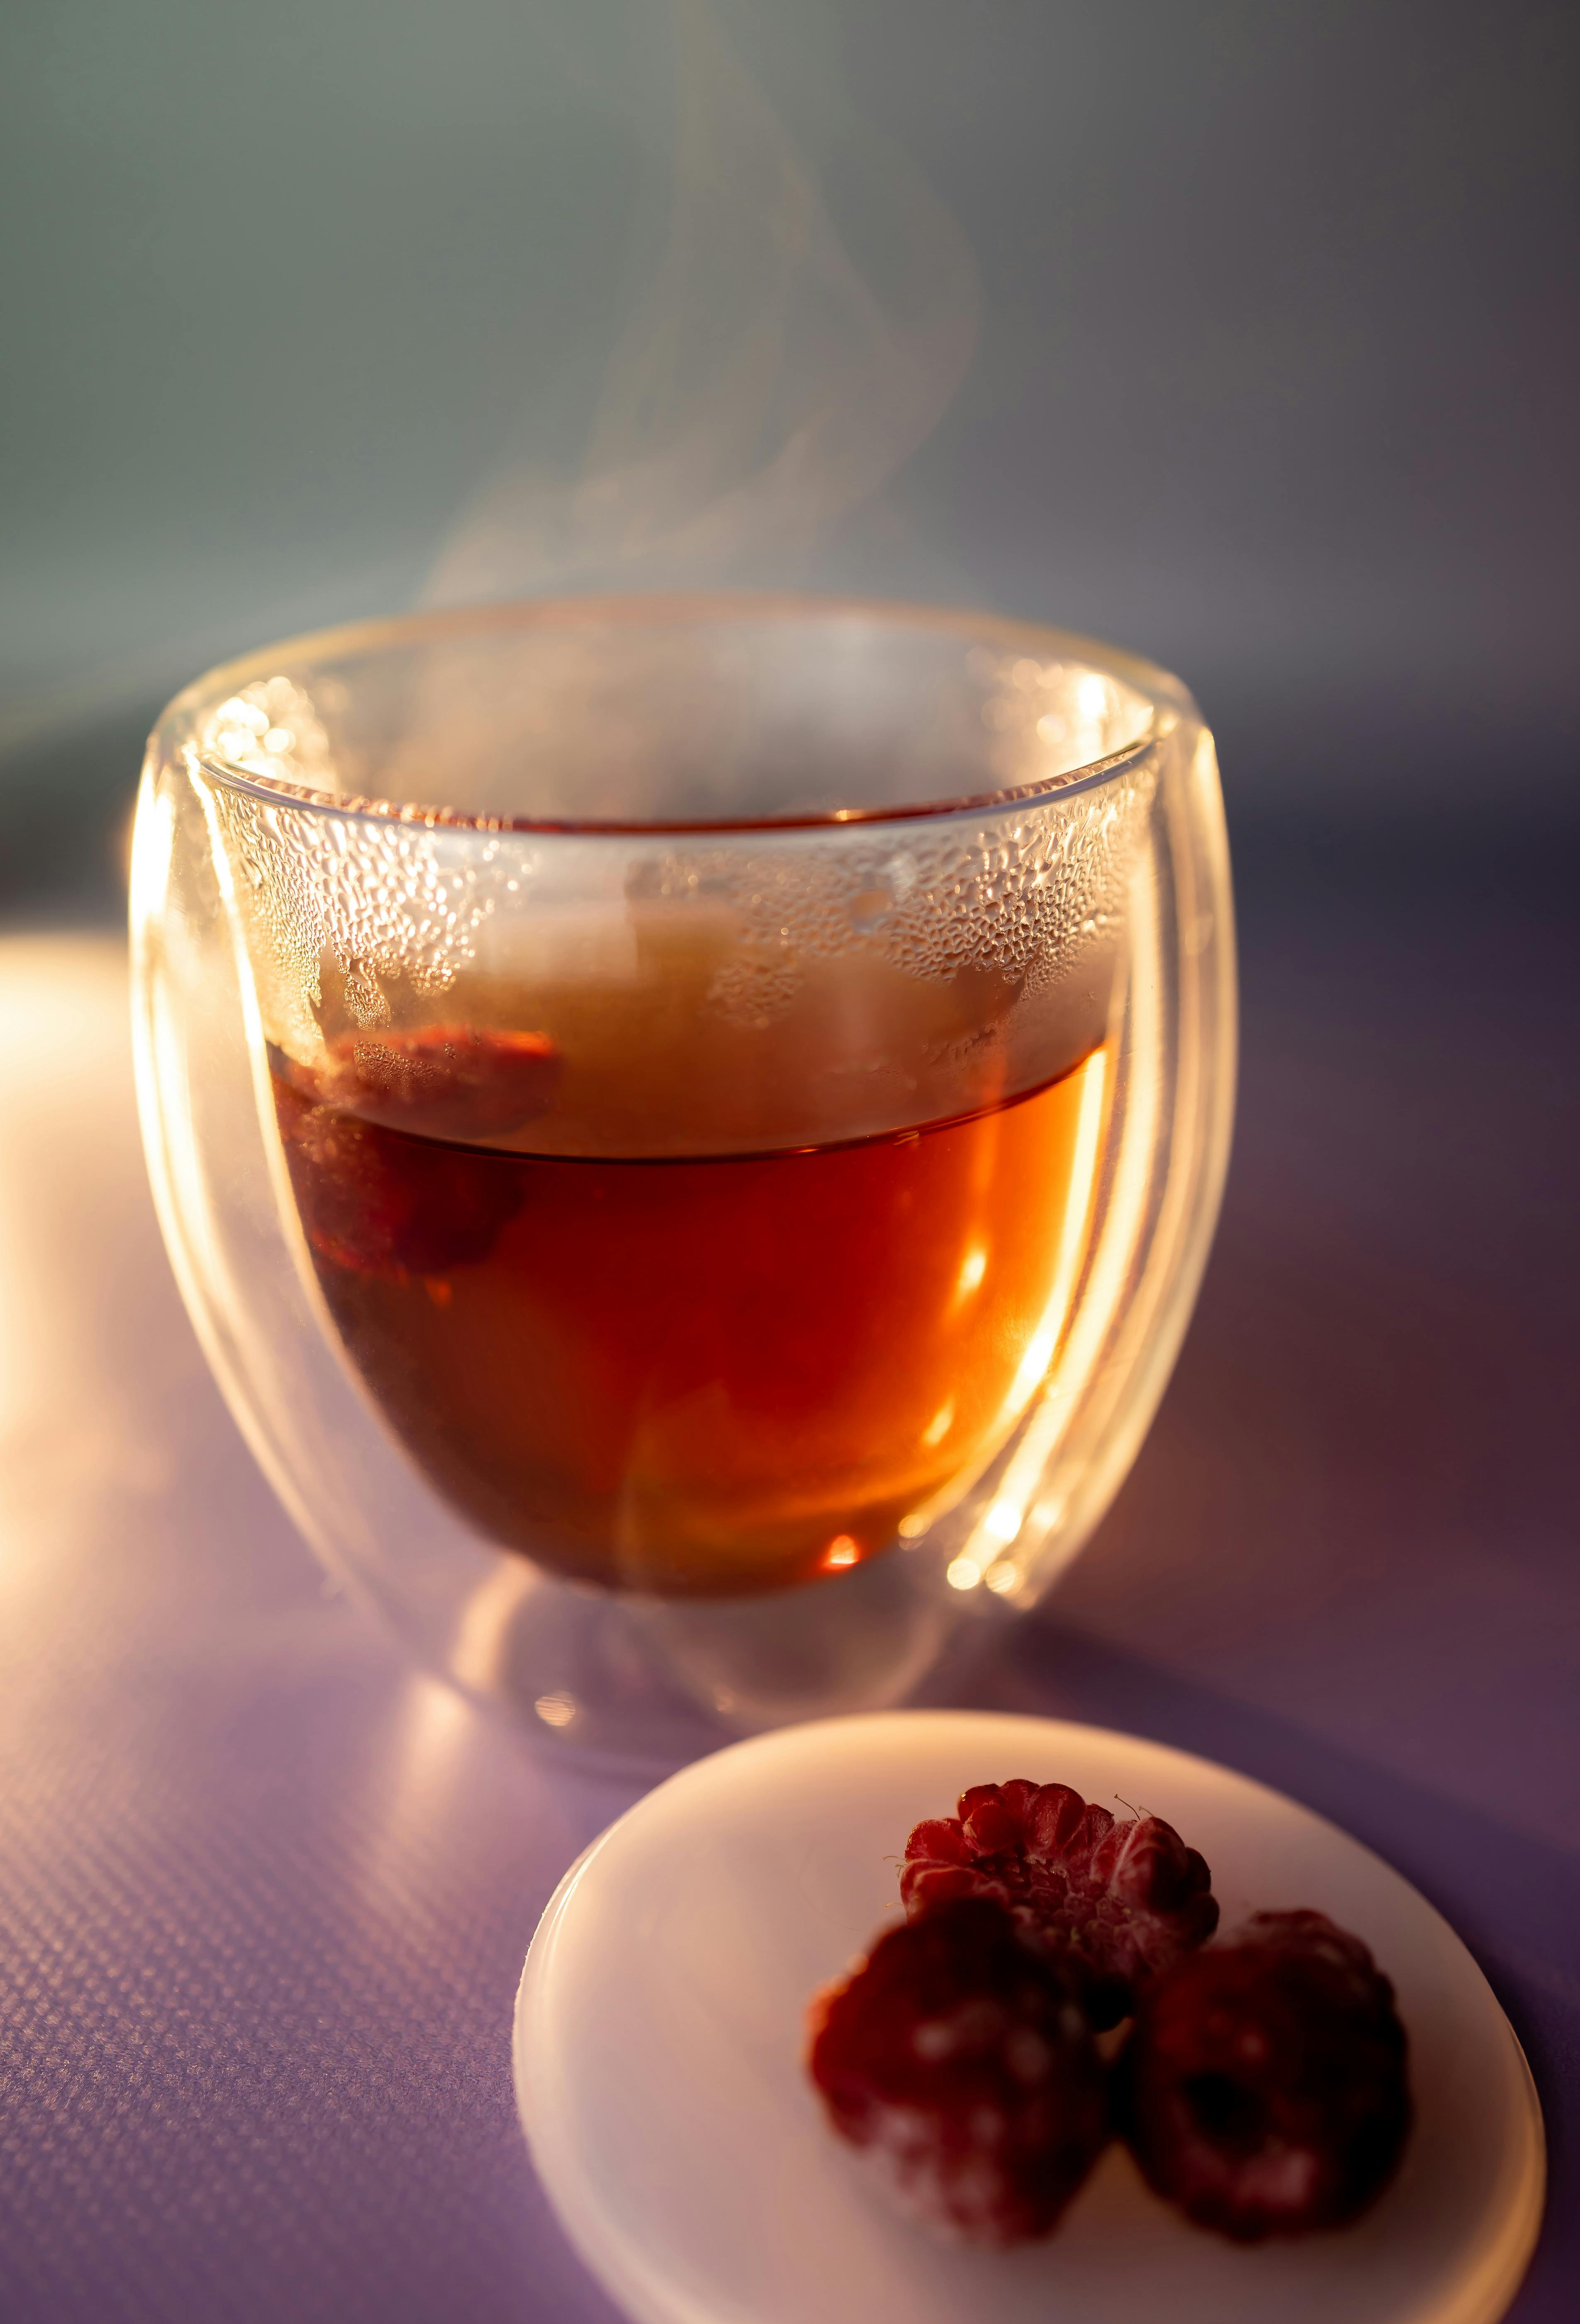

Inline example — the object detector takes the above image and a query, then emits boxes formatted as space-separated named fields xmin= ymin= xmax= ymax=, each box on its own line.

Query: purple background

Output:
xmin=0 ymin=821 xmax=1574 ymax=2319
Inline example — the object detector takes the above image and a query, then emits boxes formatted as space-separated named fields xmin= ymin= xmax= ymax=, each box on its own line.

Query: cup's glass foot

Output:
xmin=434 ymin=1547 xmax=1012 ymax=1775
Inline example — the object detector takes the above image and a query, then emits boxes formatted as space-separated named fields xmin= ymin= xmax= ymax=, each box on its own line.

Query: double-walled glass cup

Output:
xmin=131 ymin=597 xmax=1234 ymax=1760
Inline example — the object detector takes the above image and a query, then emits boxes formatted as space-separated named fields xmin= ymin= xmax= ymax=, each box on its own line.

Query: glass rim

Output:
xmin=159 ymin=592 xmax=1197 ymax=837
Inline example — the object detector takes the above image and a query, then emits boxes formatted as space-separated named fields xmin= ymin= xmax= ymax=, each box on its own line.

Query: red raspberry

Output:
xmin=901 ymin=1780 xmax=1218 ymax=2028
xmin=1119 ymin=1910 xmax=1412 ymax=2240
xmin=280 ymin=1025 xmax=561 ymax=1142
xmin=806 ymin=1898 xmax=1110 ymax=2245
xmin=273 ymin=1077 xmax=524 ymax=1279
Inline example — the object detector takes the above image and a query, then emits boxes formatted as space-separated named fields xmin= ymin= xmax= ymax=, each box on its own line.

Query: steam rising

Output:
xmin=424 ymin=1 xmax=979 ymax=604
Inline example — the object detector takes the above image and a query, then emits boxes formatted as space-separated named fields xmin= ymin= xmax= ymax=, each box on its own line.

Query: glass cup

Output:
xmin=130 ymin=597 xmax=1234 ymax=1762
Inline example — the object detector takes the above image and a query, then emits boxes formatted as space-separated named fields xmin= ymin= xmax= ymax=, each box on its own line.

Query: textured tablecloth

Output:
xmin=0 ymin=861 xmax=1574 ymax=2320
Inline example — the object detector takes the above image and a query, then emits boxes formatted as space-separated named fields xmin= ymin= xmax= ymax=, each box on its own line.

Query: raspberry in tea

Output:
xmin=274 ymin=1023 xmax=562 ymax=1142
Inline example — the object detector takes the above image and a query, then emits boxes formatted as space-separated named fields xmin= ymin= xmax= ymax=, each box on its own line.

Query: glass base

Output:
xmin=427 ymin=1546 xmax=1013 ymax=1777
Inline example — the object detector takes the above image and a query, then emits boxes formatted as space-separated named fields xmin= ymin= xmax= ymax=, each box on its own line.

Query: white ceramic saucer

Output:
xmin=514 ymin=1711 xmax=1544 ymax=2324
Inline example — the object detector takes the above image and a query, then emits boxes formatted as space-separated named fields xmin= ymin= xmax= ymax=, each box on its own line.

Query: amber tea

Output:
xmin=271 ymin=975 xmax=1108 ymax=1597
